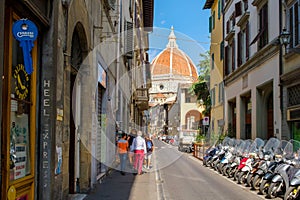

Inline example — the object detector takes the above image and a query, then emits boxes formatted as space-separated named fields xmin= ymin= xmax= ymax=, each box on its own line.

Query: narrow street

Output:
xmin=85 ymin=140 xmax=281 ymax=200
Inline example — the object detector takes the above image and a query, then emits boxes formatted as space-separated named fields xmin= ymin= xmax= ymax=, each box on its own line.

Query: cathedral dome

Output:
xmin=151 ymin=27 xmax=198 ymax=81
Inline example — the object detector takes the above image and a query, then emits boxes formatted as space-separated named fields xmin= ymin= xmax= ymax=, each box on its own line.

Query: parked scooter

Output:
xmin=259 ymin=140 xmax=289 ymax=195
xmin=282 ymin=140 xmax=300 ymax=200
xmin=248 ymin=137 xmax=281 ymax=190
xmin=237 ymin=138 xmax=265 ymax=184
xmin=267 ymin=140 xmax=295 ymax=199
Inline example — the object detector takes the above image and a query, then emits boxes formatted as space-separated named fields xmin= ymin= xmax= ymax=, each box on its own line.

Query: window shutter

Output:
xmin=231 ymin=39 xmax=235 ymax=72
xmin=235 ymin=1 xmax=242 ymax=17
xmin=209 ymin=16 xmax=212 ymax=33
xmin=211 ymin=53 xmax=215 ymax=70
xmin=213 ymin=11 xmax=216 ymax=29
xmin=246 ymin=22 xmax=249 ymax=60
xmin=226 ymin=20 xmax=230 ymax=34
xmin=243 ymin=0 xmax=248 ymax=11
xmin=218 ymin=0 xmax=221 ymax=19
xmin=237 ymin=32 xmax=242 ymax=67
xmin=290 ymin=7 xmax=294 ymax=47
xmin=295 ymin=2 xmax=299 ymax=46
xmin=125 ymin=21 xmax=133 ymax=58
xmin=220 ymin=41 xmax=224 ymax=60
xmin=225 ymin=46 xmax=229 ymax=76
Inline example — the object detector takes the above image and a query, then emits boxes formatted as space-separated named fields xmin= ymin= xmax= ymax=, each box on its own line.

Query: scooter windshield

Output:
xmin=247 ymin=138 xmax=265 ymax=156
xmin=263 ymin=137 xmax=281 ymax=153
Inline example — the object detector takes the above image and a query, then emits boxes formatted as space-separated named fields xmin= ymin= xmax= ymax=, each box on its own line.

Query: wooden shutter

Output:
xmin=232 ymin=39 xmax=235 ymax=72
xmin=218 ymin=0 xmax=221 ymax=19
xmin=295 ymin=2 xmax=299 ymax=46
xmin=209 ymin=16 xmax=212 ymax=33
xmin=246 ymin=22 xmax=249 ymax=60
xmin=225 ymin=46 xmax=229 ymax=76
xmin=235 ymin=1 xmax=242 ymax=17
xmin=126 ymin=21 xmax=133 ymax=58
xmin=243 ymin=0 xmax=248 ymax=11
xmin=237 ymin=32 xmax=242 ymax=67
xmin=226 ymin=20 xmax=230 ymax=34
xmin=220 ymin=41 xmax=224 ymax=60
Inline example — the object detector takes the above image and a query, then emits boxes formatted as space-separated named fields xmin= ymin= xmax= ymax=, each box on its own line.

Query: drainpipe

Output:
xmin=279 ymin=0 xmax=284 ymax=139
xmin=0 ymin=0 xmax=4 ymax=192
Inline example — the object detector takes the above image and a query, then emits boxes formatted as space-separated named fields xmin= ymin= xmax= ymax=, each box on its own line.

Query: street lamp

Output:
xmin=279 ymin=28 xmax=300 ymax=54
xmin=279 ymin=28 xmax=290 ymax=47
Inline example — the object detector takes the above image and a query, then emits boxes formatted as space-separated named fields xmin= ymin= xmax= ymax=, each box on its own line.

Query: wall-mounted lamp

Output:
xmin=279 ymin=28 xmax=290 ymax=53
xmin=279 ymin=28 xmax=300 ymax=54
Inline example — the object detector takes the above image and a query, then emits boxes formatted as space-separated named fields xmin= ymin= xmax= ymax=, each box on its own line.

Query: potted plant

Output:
xmin=195 ymin=133 xmax=206 ymax=146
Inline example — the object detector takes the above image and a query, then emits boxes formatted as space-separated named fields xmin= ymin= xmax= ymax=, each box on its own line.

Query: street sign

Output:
xmin=203 ymin=116 xmax=209 ymax=126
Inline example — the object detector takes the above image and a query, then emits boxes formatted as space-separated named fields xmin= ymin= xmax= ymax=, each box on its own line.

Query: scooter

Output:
xmin=267 ymin=140 xmax=295 ymax=199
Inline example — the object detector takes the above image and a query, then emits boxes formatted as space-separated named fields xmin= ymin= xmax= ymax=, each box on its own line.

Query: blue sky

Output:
xmin=149 ymin=0 xmax=211 ymax=66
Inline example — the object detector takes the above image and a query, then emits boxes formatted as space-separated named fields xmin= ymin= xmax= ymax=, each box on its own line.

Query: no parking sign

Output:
xmin=203 ymin=116 xmax=209 ymax=126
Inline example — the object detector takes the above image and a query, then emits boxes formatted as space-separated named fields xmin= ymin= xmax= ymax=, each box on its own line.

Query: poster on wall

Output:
xmin=14 ymin=144 xmax=27 ymax=179
xmin=10 ymin=114 xmax=30 ymax=180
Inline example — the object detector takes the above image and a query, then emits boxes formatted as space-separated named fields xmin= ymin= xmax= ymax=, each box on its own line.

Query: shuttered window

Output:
xmin=125 ymin=21 xmax=133 ymax=58
xmin=235 ymin=1 xmax=242 ymax=17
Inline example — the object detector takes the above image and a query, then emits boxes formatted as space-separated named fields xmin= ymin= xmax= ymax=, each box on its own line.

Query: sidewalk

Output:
xmin=84 ymin=166 xmax=158 ymax=200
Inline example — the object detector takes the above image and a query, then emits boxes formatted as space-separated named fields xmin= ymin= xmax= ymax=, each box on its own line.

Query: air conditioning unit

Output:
xmin=287 ymin=107 xmax=300 ymax=121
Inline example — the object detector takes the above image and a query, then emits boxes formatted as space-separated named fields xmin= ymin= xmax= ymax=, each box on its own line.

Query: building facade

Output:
xmin=222 ymin=0 xmax=282 ymax=140
xmin=281 ymin=0 xmax=300 ymax=140
xmin=0 ymin=0 xmax=153 ymax=199
xmin=203 ymin=0 xmax=225 ymax=136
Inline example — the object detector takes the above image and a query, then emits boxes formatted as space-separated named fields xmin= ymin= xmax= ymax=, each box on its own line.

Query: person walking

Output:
xmin=128 ymin=129 xmax=137 ymax=168
xmin=133 ymin=131 xmax=147 ymax=175
xmin=117 ymin=132 xmax=128 ymax=175
xmin=145 ymin=135 xmax=154 ymax=169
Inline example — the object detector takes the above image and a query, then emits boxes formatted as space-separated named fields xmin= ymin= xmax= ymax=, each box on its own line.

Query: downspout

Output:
xmin=0 ymin=0 xmax=5 ymax=193
xmin=279 ymin=0 xmax=284 ymax=138
xmin=116 ymin=0 xmax=121 ymax=129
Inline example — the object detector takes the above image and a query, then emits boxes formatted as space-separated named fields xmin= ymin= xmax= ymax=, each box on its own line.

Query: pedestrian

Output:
xmin=128 ymin=129 xmax=137 ymax=167
xmin=116 ymin=132 xmax=128 ymax=175
xmin=145 ymin=135 xmax=154 ymax=169
xmin=132 ymin=130 xmax=147 ymax=175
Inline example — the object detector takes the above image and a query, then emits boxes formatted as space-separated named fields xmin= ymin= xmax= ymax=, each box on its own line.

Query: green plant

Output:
xmin=196 ymin=133 xmax=206 ymax=142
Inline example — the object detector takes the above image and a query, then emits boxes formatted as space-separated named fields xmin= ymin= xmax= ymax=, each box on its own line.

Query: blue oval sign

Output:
xmin=12 ymin=19 xmax=38 ymax=41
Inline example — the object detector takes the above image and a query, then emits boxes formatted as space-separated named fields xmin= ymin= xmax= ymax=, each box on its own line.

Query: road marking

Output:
xmin=154 ymin=152 xmax=166 ymax=200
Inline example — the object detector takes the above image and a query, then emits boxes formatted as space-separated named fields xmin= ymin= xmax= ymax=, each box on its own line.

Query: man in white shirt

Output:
xmin=133 ymin=131 xmax=147 ymax=175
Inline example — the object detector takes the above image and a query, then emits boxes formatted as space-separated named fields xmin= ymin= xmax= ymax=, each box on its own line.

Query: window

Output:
xmin=250 ymin=3 xmax=268 ymax=49
xmin=209 ymin=11 xmax=216 ymax=33
xmin=219 ymin=82 xmax=224 ymax=103
xmin=220 ymin=41 xmax=224 ymax=60
xmin=258 ymin=3 xmax=268 ymax=49
xmin=209 ymin=16 xmax=212 ymax=33
xmin=211 ymin=88 xmax=216 ymax=106
xmin=237 ymin=22 xmax=249 ymax=67
xmin=225 ymin=39 xmax=235 ymax=75
xmin=185 ymin=97 xmax=191 ymax=103
xmin=218 ymin=0 xmax=222 ymax=19
xmin=288 ymin=1 xmax=300 ymax=47
xmin=211 ymin=53 xmax=215 ymax=70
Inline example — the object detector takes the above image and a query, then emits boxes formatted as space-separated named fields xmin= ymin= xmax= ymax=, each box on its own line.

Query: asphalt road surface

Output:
xmin=154 ymin=139 xmax=281 ymax=200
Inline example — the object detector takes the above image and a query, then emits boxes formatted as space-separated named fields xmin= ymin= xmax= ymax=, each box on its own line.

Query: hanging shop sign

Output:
xmin=12 ymin=19 xmax=38 ymax=75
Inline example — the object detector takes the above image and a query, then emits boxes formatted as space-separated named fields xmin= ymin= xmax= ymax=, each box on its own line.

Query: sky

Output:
xmin=148 ymin=0 xmax=211 ymax=66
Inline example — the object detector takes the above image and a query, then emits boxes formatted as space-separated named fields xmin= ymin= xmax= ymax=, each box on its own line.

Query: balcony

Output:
xmin=135 ymin=88 xmax=149 ymax=110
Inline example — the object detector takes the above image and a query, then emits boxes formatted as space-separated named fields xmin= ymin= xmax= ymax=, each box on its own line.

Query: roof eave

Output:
xmin=203 ymin=0 xmax=215 ymax=9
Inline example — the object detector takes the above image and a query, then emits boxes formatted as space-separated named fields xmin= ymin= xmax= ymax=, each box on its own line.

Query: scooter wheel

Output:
xmin=267 ymin=182 xmax=281 ymax=199
xmin=284 ymin=186 xmax=299 ymax=200
xmin=246 ymin=173 xmax=253 ymax=187
xmin=238 ymin=171 xmax=246 ymax=184
xmin=259 ymin=179 xmax=269 ymax=195
xmin=252 ymin=174 xmax=262 ymax=190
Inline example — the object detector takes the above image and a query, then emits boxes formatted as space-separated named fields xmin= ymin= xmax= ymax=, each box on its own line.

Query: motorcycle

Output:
xmin=267 ymin=140 xmax=295 ymax=199
xmin=248 ymin=137 xmax=281 ymax=190
xmin=237 ymin=138 xmax=265 ymax=185
xmin=259 ymin=140 xmax=289 ymax=195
